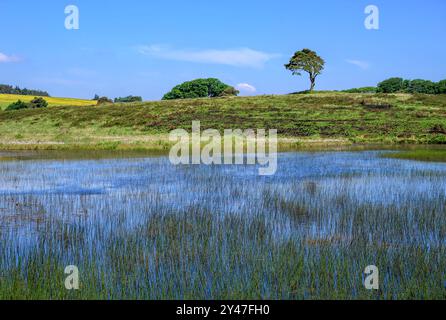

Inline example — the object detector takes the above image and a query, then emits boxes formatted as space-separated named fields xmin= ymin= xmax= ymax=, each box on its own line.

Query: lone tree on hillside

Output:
xmin=285 ymin=49 xmax=325 ymax=92
xmin=162 ymin=78 xmax=238 ymax=100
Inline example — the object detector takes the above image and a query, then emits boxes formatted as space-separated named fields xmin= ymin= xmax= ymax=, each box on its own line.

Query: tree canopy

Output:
xmin=406 ymin=79 xmax=439 ymax=94
xmin=285 ymin=49 xmax=325 ymax=92
xmin=162 ymin=78 xmax=238 ymax=100
xmin=438 ymin=80 xmax=446 ymax=94
xmin=377 ymin=78 xmax=405 ymax=93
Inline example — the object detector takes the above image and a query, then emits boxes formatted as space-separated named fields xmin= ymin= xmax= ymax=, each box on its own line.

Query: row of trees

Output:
xmin=344 ymin=78 xmax=446 ymax=94
xmin=93 ymin=95 xmax=143 ymax=103
xmin=114 ymin=96 xmax=142 ymax=103
xmin=0 ymin=84 xmax=50 ymax=97
xmin=377 ymin=78 xmax=446 ymax=94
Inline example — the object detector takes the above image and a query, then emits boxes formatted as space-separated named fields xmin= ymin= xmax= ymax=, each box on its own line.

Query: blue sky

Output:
xmin=0 ymin=0 xmax=445 ymax=100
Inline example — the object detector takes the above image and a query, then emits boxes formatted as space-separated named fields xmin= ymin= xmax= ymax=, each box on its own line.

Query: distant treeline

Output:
xmin=0 ymin=84 xmax=50 ymax=97
xmin=342 ymin=87 xmax=377 ymax=93
xmin=344 ymin=78 xmax=446 ymax=94
xmin=114 ymin=96 xmax=142 ymax=103
xmin=93 ymin=95 xmax=142 ymax=104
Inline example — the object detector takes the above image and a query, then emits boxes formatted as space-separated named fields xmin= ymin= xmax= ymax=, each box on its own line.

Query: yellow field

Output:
xmin=0 ymin=94 xmax=94 ymax=110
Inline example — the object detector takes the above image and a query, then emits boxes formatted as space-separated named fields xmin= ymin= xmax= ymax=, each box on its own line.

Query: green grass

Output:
xmin=385 ymin=149 xmax=446 ymax=162
xmin=0 ymin=92 xmax=445 ymax=150
xmin=0 ymin=93 xmax=94 ymax=110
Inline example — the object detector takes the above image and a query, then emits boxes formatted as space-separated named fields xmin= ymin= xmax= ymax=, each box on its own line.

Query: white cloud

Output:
xmin=0 ymin=52 xmax=20 ymax=63
xmin=138 ymin=45 xmax=279 ymax=68
xmin=346 ymin=59 xmax=370 ymax=70
xmin=236 ymin=83 xmax=257 ymax=93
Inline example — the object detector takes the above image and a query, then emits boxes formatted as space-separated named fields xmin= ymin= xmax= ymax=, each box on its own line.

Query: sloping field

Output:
xmin=0 ymin=94 xmax=94 ymax=110
xmin=0 ymin=92 xmax=445 ymax=150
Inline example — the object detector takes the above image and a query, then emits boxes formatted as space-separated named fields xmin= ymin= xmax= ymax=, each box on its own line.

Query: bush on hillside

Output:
xmin=97 ymin=97 xmax=113 ymax=105
xmin=29 ymin=97 xmax=48 ymax=108
xmin=5 ymin=100 xmax=29 ymax=111
xmin=162 ymin=78 xmax=238 ymax=100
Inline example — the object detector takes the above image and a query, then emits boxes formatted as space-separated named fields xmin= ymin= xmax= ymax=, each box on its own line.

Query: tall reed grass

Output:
xmin=0 ymin=151 xmax=445 ymax=299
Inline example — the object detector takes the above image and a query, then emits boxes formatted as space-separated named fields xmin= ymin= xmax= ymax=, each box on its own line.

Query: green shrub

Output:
xmin=5 ymin=100 xmax=29 ymax=111
xmin=97 ymin=97 xmax=113 ymax=105
xmin=29 ymin=97 xmax=48 ymax=108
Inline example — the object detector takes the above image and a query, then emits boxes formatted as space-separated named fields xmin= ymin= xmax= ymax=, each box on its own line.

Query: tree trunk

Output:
xmin=309 ymin=77 xmax=315 ymax=92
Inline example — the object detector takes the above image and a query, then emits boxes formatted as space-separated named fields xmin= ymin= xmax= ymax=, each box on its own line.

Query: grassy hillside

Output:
xmin=0 ymin=94 xmax=94 ymax=110
xmin=0 ymin=92 xmax=445 ymax=150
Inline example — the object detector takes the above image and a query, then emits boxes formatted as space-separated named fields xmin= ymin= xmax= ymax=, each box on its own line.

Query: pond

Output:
xmin=0 ymin=149 xmax=445 ymax=299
